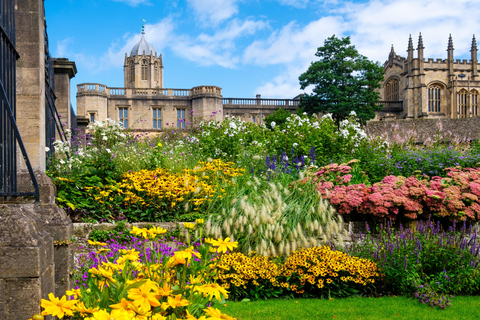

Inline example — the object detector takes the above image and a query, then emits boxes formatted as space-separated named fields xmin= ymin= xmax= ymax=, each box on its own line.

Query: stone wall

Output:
xmin=366 ymin=117 xmax=480 ymax=144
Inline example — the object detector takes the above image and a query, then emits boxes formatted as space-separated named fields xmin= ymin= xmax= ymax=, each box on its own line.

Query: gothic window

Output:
xmin=458 ymin=89 xmax=468 ymax=117
xmin=428 ymin=85 xmax=442 ymax=113
xmin=384 ymin=77 xmax=399 ymax=101
xmin=153 ymin=108 xmax=161 ymax=129
xmin=90 ymin=113 xmax=95 ymax=123
xmin=141 ymin=60 xmax=148 ymax=80
xmin=130 ymin=61 xmax=135 ymax=83
xmin=177 ymin=108 xmax=186 ymax=129
xmin=154 ymin=62 xmax=158 ymax=82
xmin=119 ymin=108 xmax=128 ymax=128
xmin=472 ymin=90 xmax=479 ymax=116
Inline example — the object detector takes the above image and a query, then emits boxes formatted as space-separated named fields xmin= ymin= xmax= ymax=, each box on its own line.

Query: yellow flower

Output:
xmin=195 ymin=283 xmax=229 ymax=301
xmin=211 ymin=237 xmax=238 ymax=253
xmin=150 ymin=226 xmax=167 ymax=235
xmin=40 ymin=293 xmax=77 ymax=319
xmin=65 ymin=288 xmax=81 ymax=299
xmin=156 ymin=282 xmax=173 ymax=297
xmin=127 ymin=281 xmax=161 ymax=311
xmin=88 ymin=266 xmax=116 ymax=288
xmin=183 ymin=222 xmax=195 ymax=230
xmin=97 ymin=248 xmax=110 ymax=254
xmin=130 ymin=226 xmax=149 ymax=239
xmin=167 ymin=247 xmax=201 ymax=267
xmin=117 ymin=248 xmax=140 ymax=264
xmin=203 ymin=307 xmax=235 ymax=320
xmin=162 ymin=294 xmax=189 ymax=309
xmin=157 ymin=142 xmax=162 ymax=147
xmin=75 ymin=302 xmax=99 ymax=316
xmin=195 ymin=218 xmax=205 ymax=225
xmin=92 ymin=309 xmax=131 ymax=320
xmin=88 ymin=240 xmax=107 ymax=247
xmin=109 ymin=298 xmax=136 ymax=318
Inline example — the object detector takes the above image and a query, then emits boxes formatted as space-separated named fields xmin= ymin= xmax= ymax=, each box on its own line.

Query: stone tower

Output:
xmin=123 ymin=24 xmax=163 ymax=89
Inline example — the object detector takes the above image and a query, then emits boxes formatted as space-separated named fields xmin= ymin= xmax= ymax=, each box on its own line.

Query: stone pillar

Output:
xmin=53 ymin=58 xmax=77 ymax=132
xmin=0 ymin=204 xmax=55 ymax=320
xmin=15 ymin=0 xmax=46 ymax=172
xmin=14 ymin=0 xmax=74 ymax=300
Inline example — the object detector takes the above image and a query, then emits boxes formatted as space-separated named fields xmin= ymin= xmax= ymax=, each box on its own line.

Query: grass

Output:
xmin=215 ymin=296 xmax=480 ymax=320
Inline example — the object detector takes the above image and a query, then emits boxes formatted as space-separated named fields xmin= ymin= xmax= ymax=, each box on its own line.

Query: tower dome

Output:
xmin=130 ymin=31 xmax=156 ymax=56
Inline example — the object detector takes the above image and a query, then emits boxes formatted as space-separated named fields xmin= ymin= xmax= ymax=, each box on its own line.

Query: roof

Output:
xmin=130 ymin=32 xmax=156 ymax=56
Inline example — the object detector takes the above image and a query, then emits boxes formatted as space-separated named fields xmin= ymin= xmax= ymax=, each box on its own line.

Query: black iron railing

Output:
xmin=0 ymin=0 xmax=39 ymax=201
xmin=43 ymin=10 xmax=69 ymax=160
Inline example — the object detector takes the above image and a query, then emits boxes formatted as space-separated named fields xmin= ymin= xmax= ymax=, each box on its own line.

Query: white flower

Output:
xmin=102 ymin=135 xmax=108 ymax=141
xmin=45 ymin=147 xmax=50 ymax=152
xmin=271 ymin=121 xmax=276 ymax=129
xmin=349 ymin=110 xmax=357 ymax=116
xmin=293 ymin=142 xmax=298 ymax=147
xmin=105 ymin=148 xmax=111 ymax=153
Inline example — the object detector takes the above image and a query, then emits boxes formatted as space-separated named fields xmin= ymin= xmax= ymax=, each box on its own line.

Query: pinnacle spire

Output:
xmin=472 ymin=34 xmax=477 ymax=52
xmin=389 ymin=44 xmax=395 ymax=57
xmin=448 ymin=34 xmax=454 ymax=50
xmin=418 ymin=33 xmax=424 ymax=49
xmin=408 ymin=34 xmax=414 ymax=51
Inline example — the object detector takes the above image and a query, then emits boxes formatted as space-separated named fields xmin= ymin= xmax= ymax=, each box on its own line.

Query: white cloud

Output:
xmin=187 ymin=0 xmax=239 ymax=26
xmin=55 ymin=37 xmax=73 ymax=58
xmin=110 ymin=0 xmax=151 ymax=6
xmin=276 ymin=0 xmax=310 ymax=8
xmin=244 ymin=16 xmax=347 ymax=66
xmin=338 ymin=0 xmax=480 ymax=63
xmin=255 ymin=65 xmax=305 ymax=98
xmin=170 ymin=18 xmax=268 ymax=67
xmin=252 ymin=0 xmax=480 ymax=97
xmin=99 ymin=18 xmax=176 ymax=69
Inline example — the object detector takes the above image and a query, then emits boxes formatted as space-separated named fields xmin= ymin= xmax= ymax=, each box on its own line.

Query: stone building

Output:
xmin=76 ymin=29 xmax=300 ymax=130
xmin=378 ymin=34 xmax=480 ymax=120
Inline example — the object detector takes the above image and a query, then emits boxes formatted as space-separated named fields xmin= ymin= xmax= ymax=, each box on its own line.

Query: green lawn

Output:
xmin=216 ymin=296 xmax=480 ymax=320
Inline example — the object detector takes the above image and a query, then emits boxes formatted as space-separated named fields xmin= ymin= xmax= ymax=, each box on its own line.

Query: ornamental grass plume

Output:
xmin=205 ymin=174 xmax=347 ymax=256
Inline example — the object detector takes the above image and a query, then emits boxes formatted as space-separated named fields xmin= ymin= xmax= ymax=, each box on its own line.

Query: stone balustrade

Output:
xmin=77 ymin=84 xmax=192 ymax=98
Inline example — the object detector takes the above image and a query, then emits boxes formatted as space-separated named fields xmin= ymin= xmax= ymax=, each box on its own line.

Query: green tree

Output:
xmin=299 ymin=35 xmax=384 ymax=124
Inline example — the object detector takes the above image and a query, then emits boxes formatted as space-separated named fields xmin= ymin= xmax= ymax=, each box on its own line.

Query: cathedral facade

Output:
xmin=378 ymin=34 xmax=480 ymax=120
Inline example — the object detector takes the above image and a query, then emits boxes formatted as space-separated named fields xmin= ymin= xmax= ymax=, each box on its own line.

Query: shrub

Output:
xmin=310 ymin=164 xmax=480 ymax=222
xmin=215 ymin=252 xmax=283 ymax=300
xmin=346 ymin=219 xmax=480 ymax=304
xmin=278 ymin=246 xmax=380 ymax=298
xmin=205 ymin=173 xmax=347 ymax=257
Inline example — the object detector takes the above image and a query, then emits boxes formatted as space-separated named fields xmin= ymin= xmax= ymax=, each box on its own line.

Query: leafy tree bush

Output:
xmin=298 ymin=35 xmax=384 ymax=124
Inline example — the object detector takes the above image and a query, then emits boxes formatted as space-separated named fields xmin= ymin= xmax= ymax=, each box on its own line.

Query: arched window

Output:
xmin=154 ymin=62 xmax=158 ymax=82
xmin=471 ymin=90 xmax=479 ymax=116
xmin=428 ymin=84 xmax=442 ymax=113
xmin=384 ymin=77 xmax=399 ymax=101
xmin=141 ymin=60 xmax=148 ymax=80
xmin=129 ymin=61 xmax=135 ymax=83
xmin=458 ymin=89 xmax=468 ymax=117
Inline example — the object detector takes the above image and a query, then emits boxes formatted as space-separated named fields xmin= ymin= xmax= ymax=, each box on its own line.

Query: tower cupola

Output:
xmin=124 ymin=22 xmax=163 ymax=89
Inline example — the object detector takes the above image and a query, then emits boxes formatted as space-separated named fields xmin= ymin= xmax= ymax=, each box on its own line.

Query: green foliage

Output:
xmin=299 ymin=35 xmax=384 ymax=124
xmin=88 ymin=221 xmax=131 ymax=243
xmin=263 ymin=107 xmax=293 ymax=130
xmin=346 ymin=220 xmax=480 ymax=302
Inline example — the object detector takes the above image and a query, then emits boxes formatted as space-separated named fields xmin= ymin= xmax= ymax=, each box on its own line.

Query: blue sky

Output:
xmin=45 ymin=0 xmax=480 ymax=110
